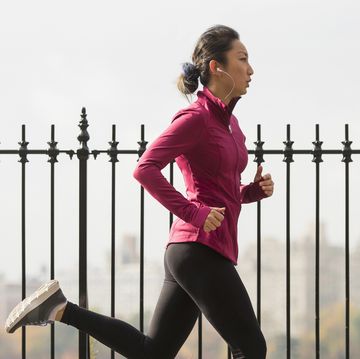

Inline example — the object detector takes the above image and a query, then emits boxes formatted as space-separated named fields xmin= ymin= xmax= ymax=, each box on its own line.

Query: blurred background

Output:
xmin=1 ymin=0 xmax=360 ymax=358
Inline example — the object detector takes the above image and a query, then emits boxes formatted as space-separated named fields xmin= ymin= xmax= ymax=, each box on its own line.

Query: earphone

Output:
xmin=216 ymin=68 xmax=235 ymax=100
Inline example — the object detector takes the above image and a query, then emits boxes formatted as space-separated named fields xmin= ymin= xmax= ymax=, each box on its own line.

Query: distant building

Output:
xmin=120 ymin=233 xmax=139 ymax=264
xmin=0 ymin=274 xmax=6 ymax=325
xmin=350 ymin=240 xmax=360 ymax=307
xmin=237 ymin=222 xmax=347 ymax=337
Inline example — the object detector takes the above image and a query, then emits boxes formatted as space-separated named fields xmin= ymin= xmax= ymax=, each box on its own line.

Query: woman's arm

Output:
xmin=133 ymin=108 xmax=212 ymax=228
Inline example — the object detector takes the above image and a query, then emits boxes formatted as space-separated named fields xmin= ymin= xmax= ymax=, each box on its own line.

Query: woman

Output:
xmin=5 ymin=24 xmax=274 ymax=358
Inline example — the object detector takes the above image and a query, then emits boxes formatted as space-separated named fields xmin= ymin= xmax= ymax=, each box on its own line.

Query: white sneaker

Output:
xmin=5 ymin=279 xmax=67 ymax=334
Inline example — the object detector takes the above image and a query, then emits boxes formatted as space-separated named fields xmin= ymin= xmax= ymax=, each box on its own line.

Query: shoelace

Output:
xmin=28 ymin=320 xmax=52 ymax=326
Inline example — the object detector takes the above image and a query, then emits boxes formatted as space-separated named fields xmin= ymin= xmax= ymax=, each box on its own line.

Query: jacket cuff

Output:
xmin=250 ymin=181 xmax=268 ymax=202
xmin=190 ymin=206 xmax=212 ymax=228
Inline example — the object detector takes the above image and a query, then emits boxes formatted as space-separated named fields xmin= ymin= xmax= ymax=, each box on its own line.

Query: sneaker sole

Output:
xmin=5 ymin=279 xmax=60 ymax=334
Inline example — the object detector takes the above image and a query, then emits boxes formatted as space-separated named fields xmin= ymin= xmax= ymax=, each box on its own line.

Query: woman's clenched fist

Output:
xmin=203 ymin=207 xmax=226 ymax=233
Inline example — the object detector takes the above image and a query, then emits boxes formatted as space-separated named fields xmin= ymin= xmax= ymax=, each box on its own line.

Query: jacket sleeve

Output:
xmin=234 ymin=117 xmax=268 ymax=204
xmin=132 ymin=108 xmax=212 ymax=228
xmin=239 ymin=181 xmax=268 ymax=204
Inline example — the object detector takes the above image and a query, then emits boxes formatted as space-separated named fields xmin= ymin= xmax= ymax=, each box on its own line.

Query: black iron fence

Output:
xmin=0 ymin=107 xmax=358 ymax=359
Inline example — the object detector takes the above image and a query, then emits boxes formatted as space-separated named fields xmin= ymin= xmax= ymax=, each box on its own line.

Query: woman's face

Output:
xmin=220 ymin=39 xmax=254 ymax=97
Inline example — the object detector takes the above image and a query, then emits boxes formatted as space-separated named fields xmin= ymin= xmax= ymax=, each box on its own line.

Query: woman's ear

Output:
xmin=208 ymin=59 xmax=220 ymax=75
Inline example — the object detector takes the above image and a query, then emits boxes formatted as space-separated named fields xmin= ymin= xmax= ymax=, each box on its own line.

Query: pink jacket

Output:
xmin=133 ymin=86 xmax=267 ymax=265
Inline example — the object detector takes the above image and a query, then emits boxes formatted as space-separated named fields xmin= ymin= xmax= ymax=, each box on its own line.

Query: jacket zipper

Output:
xmin=218 ymin=113 xmax=240 ymax=202
xmin=228 ymin=122 xmax=240 ymax=201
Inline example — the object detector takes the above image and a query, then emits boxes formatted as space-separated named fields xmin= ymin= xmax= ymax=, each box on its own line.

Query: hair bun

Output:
xmin=181 ymin=62 xmax=200 ymax=80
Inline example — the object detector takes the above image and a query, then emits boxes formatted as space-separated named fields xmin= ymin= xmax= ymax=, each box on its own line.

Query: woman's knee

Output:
xmin=250 ymin=329 xmax=267 ymax=358
xmin=258 ymin=331 xmax=267 ymax=358
xmin=231 ymin=329 xmax=267 ymax=359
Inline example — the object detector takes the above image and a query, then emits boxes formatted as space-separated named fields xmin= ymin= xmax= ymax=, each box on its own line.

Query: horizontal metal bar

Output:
xmin=1 ymin=149 xmax=360 ymax=155
xmin=0 ymin=149 xmax=139 ymax=155
xmin=247 ymin=149 xmax=360 ymax=155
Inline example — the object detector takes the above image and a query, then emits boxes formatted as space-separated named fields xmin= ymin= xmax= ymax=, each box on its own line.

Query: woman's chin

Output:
xmin=239 ymin=88 xmax=247 ymax=96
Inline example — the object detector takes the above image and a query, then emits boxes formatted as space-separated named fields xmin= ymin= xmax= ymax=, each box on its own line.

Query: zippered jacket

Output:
xmin=133 ymin=86 xmax=267 ymax=265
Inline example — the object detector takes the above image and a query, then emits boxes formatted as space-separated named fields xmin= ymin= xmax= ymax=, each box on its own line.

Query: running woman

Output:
xmin=5 ymin=24 xmax=274 ymax=359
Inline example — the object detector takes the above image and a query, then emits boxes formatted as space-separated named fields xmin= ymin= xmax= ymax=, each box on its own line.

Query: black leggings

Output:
xmin=61 ymin=242 xmax=267 ymax=358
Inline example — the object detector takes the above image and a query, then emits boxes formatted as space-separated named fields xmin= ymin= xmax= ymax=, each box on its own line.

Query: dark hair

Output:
xmin=177 ymin=24 xmax=239 ymax=95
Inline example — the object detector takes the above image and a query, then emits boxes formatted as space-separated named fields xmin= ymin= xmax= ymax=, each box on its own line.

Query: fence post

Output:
xmin=312 ymin=124 xmax=323 ymax=359
xmin=254 ymin=124 xmax=264 ymax=326
xmin=77 ymin=107 xmax=90 ymax=359
xmin=136 ymin=124 xmax=148 ymax=333
xmin=283 ymin=124 xmax=294 ymax=359
xmin=19 ymin=124 xmax=29 ymax=359
xmin=342 ymin=124 xmax=352 ymax=359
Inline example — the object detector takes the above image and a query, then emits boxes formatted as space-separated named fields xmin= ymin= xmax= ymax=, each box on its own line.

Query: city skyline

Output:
xmin=0 ymin=216 xmax=359 ymax=283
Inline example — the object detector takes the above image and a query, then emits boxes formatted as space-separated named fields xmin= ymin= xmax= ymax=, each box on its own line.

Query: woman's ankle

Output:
xmin=55 ymin=302 xmax=68 ymax=321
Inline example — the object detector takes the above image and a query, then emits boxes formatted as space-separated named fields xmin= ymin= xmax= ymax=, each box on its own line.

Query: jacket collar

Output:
xmin=196 ymin=86 xmax=241 ymax=126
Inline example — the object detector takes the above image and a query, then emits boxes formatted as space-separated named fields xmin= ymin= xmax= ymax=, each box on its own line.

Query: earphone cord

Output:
xmin=221 ymin=70 xmax=235 ymax=101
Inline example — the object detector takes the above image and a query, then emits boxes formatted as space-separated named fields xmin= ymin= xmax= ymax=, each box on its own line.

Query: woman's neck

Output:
xmin=206 ymin=83 xmax=232 ymax=106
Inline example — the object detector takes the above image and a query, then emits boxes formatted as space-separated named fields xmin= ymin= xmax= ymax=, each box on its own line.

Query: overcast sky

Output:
xmin=1 ymin=0 xmax=360 ymax=283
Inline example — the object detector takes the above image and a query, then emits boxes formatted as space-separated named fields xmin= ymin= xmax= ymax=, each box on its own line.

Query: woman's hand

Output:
xmin=203 ymin=207 xmax=226 ymax=233
xmin=254 ymin=165 xmax=274 ymax=197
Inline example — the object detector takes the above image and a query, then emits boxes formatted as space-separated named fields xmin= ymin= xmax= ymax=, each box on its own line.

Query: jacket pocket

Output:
xmin=175 ymin=218 xmax=200 ymax=238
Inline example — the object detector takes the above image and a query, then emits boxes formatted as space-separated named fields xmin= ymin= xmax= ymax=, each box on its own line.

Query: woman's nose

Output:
xmin=248 ymin=64 xmax=254 ymax=75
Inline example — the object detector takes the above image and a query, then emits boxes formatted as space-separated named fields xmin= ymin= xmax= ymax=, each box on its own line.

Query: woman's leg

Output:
xmin=145 ymin=252 xmax=200 ymax=357
xmin=165 ymin=242 xmax=267 ymax=359
xmin=61 ymin=301 xmax=149 ymax=358
xmin=60 ymin=251 xmax=199 ymax=359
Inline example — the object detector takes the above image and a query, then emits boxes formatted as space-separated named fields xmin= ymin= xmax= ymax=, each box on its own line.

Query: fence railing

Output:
xmin=0 ymin=107 xmax=358 ymax=359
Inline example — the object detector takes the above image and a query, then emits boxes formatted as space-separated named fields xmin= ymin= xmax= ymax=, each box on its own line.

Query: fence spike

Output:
xmin=47 ymin=124 xmax=59 ymax=164
xmin=341 ymin=124 xmax=353 ymax=163
xmin=312 ymin=124 xmax=323 ymax=163
xmin=254 ymin=124 xmax=264 ymax=165
xmin=283 ymin=124 xmax=294 ymax=163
